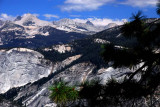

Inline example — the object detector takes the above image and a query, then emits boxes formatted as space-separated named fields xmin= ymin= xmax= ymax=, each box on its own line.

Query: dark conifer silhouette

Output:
xmin=157 ymin=0 xmax=160 ymax=15
xmin=79 ymin=0 xmax=160 ymax=106
xmin=101 ymin=0 xmax=160 ymax=97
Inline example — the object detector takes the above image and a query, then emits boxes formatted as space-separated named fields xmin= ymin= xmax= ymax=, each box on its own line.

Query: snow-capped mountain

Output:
xmin=53 ymin=18 xmax=76 ymax=26
xmin=0 ymin=14 xmax=87 ymax=48
xmin=13 ymin=13 xmax=55 ymax=37
xmin=0 ymin=20 xmax=5 ymax=27
xmin=53 ymin=18 xmax=111 ymax=35
xmin=0 ymin=13 xmax=119 ymax=48
xmin=105 ymin=23 xmax=118 ymax=29
xmin=0 ymin=13 xmax=117 ymax=37
xmin=86 ymin=20 xmax=94 ymax=26
xmin=15 ymin=14 xmax=54 ymax=27
xmin=0 ymin=14 xmax=53 ymax=39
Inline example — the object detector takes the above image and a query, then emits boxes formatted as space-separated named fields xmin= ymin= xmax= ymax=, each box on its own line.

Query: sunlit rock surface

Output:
xmin=0 ymin=48 xmax=52 ymax=93
xmin=0 ymin=48 xmax=142 ymax=106
xmin=13 ymin=62 xmax=137 ymax=107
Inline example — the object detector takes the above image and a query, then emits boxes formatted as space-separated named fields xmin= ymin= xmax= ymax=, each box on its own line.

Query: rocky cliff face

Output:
xmin=10 ymin=63 xmax=133 ymax=107
xmin=0 ymin=47 xmax=135 ymax=107
xmin=0 ymin=48 xmax=52 ymax=93
xmin=0 ymin=46 xmax=158 ymax=107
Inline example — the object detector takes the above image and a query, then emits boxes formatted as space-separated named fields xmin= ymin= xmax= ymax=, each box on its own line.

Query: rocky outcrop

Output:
xmin=0 ymin=99 xmax=19 ymax=107
xmin=0 ymin=48 xmax=144 ymax=106
xmin=0 ymin=48 xmax=52 ymax=93
xmin=11 ymin=61 xmax=136 ymax=107
xmin=45 ymin=44 xmax=72 ymax=53
xmin=94 ymin=38 xmax=110 ymax=44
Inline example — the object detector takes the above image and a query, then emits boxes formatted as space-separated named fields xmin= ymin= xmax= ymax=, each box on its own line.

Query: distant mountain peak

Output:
xmin=86 ymin=21 xmax=94 ymax=26
xmin=3 ymin=13 xmax=120 ymax=37
xmin=53 ymin=18 xmax=107 ymax=34
xmin=14 ymin=13 xmax=53 ymax=27
xmin=0 ymin=20 xmax=5 ymax=26
xmin=54 ymin=18 xmax=76 ymax=26
xmin=14 ymin=16 xmax=22 ymax=21
xmin=105 ymin=23 xmax=117 ymax=29
xmin=22 ymin=13 xmax=37 ymax=19
xmin=60 ymin=18 xmax=73 ymax=21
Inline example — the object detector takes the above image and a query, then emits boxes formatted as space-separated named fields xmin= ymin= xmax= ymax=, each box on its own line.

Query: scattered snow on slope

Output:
xmin=13 ymin=14 xmax=54 ymax=37
xmin=14 ymin=13 xmax=53 ymax=27
xmin=53 ymin=44 xmax=72 ymax=53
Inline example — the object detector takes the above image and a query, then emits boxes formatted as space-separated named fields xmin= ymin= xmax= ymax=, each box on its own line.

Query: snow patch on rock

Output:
xmin=52 ymin=44 xmax=72 ymax=53
xmin=13 ymin=13 xmax=54 ymax=37
xmin=44 ymin=103 xmax=57 ymax=107
xmin=14 ymin=13 xmax=53 ymax=27
xmin=94 ymin=38 xmax=110 ymax=44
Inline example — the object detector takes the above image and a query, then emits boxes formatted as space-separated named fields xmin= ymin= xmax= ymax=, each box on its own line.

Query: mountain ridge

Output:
xmin=1 ymin=13 xmax=118 ymax=35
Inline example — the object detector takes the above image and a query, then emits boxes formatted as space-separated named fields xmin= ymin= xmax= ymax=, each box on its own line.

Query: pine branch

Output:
xmin=128 ymin=62 xmax=148 ymax=81
xmin=147 ymin=18 xmax=160 ymax=29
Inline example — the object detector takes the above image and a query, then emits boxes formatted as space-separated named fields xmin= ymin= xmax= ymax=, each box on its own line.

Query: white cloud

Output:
xmin=121 ymin=0 xmax=157 ymax=7
xmin=0 ymin=13 xmax=16 ymax=21
xmin=61 ymin=0 xmax=114 ymax=11
xmin=73 ymin=18 xmax=127 ymax=26
xmin=43 ymin=14 xmax=59 ymax=19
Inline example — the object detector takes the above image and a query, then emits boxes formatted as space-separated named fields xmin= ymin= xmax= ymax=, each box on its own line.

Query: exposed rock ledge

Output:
xmin=0 ymin=48 xmax=82 ymax=94
xmin=0 ymin=48 xmax=52 ymax=93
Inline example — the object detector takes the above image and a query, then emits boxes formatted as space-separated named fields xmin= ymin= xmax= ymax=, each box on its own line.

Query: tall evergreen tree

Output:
xmin=157 ymin=0 xmax=160 ymax=15
xmin=102 ymin=1 xmax=160 ymax=92
xmin=79 ymin=1 xmax=160 ymax=106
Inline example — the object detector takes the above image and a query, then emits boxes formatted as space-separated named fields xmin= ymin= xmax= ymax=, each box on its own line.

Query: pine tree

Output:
xmin=102 ymin=2 xmax=160 ymax=93
xmin=79 ymin=1 xmax=160 ymax=106
xmin=157 ymin=0 xmax=160 ymax=15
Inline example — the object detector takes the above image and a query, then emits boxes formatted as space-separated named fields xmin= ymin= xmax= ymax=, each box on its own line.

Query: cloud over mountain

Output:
xmin=0 ymin=13 xmax=16 ymax=21
xmin=73 ymin=18 xmax=127 ymax=26
xmin=43 ymin=14 xmax=59 ymax=19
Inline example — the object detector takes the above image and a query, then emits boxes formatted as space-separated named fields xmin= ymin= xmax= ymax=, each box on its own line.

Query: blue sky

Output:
xmin=0 ymin=0 xmax=159 ymax=26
